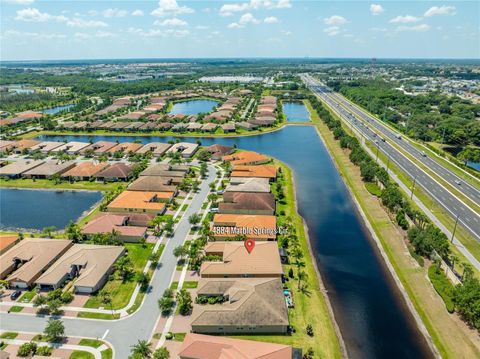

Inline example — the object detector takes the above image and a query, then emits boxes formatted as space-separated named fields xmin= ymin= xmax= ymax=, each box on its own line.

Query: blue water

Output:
xmin=467 ymin=161 xmax=480 ymax=172
xmin=37 ymin=127 xmax=432 ymax=358
xmin=283 ymin=101 xmax=311 ymax=122
xmin=43 ymin=104 xmax=75 ymax=115
xmin=169 ymin=99 xmax=219 ymax=115
xmin=0 ymin=188 xmax=101 ymax=231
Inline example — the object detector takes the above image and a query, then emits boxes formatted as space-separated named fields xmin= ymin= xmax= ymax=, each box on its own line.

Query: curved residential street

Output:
xmin=0 ymin=165 xmax=217 ymax=359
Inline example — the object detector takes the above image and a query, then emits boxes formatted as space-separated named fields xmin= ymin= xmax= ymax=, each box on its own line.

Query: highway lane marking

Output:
xmin=102 ymin=329 xmax=109 ymax=339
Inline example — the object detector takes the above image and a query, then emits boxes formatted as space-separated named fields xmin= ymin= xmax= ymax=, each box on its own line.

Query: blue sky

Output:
xmin=1 ymin=0 xmax=478 ymax=60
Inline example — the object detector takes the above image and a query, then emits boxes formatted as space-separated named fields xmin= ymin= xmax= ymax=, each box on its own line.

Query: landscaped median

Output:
xmin=308 ymin=96 xmax=480 ymax=358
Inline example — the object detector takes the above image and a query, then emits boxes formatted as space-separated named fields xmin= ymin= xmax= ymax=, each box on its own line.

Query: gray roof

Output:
xmin=23 ymin=161 xmax=76 ymax=177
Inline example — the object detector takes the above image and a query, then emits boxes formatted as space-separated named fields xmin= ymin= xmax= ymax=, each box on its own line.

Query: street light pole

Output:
xmin=451 ymin=214 xmax=459 ymax=243
xmin=410 ymin=174 xmax=417 ymax=199
xmin=386 ymin=154 xmax=391 ymax=174
xmin=375 ymin=142 xmax=380 ymax=163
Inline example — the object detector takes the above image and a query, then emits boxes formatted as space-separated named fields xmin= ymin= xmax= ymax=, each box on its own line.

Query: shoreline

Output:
xmin=288 ymin=164 xmax=348 ymax=358
xmin=312 ymin=125 xmax=440 ymax=358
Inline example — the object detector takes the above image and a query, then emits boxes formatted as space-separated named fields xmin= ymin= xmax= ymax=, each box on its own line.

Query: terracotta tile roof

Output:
xmin=62 ymin=162 xmax=110 ymax=178
xmin=81 ymin=213 xmax=147 ymax=237
xmin=16 ymin=110 xmax=43 ymax=119
xmin=231 ymin=165 xmax=277 ymax=179
xmin=29 ymin=141 xmax=64 ymax=153
xmin=191 ymin=278 xmax=288 ymax=330
xmin=13 ymin=139 xmax=41 ymax=151
xmin=222 ymin=151 xmax=269 ymax=166
xmin=200 ymin=241 xmax=282 ymax=277
xmin=80 ymin=141 xmax=117 ymax=154
xmin=96 ymin=163 xmax=133 ymax=179
xmin=108 ymin=142 xmax=143 ymax=153
xmin=179 ymin=331 xmax=292 ymax=359
xmin=128 ymin=176 xmax=177 ymax=192
xmin=212 ymin=214 xmax=277 ymax=240
xmin=0 ymin=235 xmax=19 ymax=253
xmin=220 ymin=192 xmax=275 ymax=213
xmin=107 ymin=190 xmax=172 ymax=211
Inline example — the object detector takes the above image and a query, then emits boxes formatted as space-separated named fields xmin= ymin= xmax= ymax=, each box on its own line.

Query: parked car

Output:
xmin=10 ymin=290 xmax=21 ymax=301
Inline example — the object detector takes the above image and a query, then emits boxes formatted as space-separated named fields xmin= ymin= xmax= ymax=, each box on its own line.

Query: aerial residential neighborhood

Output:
xmin=1 ymin=1 xmax=480 ymax=359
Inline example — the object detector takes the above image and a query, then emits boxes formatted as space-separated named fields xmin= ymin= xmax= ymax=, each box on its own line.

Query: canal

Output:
xmin=283 ymin=101 xmax=311 ymax=122
xmin=0 ymin=188 xmax=101 ymax=231
xmin=38 ymin=126 xmax=433 ymax=358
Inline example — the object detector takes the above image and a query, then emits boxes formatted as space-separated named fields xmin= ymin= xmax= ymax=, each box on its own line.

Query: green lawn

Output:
xmin=69 ymin=351 xmax=95 ymax=359
xmin=78 ymin=339 xmax=103 ymax=348
xmin=101 ymin=348 xmax=113 ymax=359
xmin=18 ymin=289 xmax=36 ymax=303
xmin=77 ymin=312 xmax=120 ymax=320
xmin=0 ymin=332 xmax=17 ymax=339
xmin=8 ymin=306 xmax=24 ymax=313
xmin=84 ymin=243 xmax=153 ymax=310
xmin=0 ymin=178 xmax=118 ymax=191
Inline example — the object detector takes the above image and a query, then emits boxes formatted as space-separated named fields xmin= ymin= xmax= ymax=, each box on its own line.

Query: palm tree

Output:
xmin=188 ymin=213 xmax=201 ymax=229
xmin=99 ymin=289 xmax=112 ymax=313
xmin=150 ymin=216 xmax=166 ymax=236
xmin=297 ymin=270 xmax=308 ymax=290
xmin=115 ymin=256 xmax=133 ymax=280
xmin=130 ymin=340 xmax=152 ymax=358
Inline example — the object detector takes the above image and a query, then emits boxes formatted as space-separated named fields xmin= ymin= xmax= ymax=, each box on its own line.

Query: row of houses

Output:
xmin=80 ymin=162 xmax=192 ymax=242
xmin=249 ymin=95 xmax=279 ymax=127
xmin=181 ymin=150 xmax=291 ymax=336
xmin=0 ymin=139 xmax=198 ymax=158
xmin=0 ymin=110 xmax=43 ymax=128
xmin=0 ymin=237 xmax=125 ymax=293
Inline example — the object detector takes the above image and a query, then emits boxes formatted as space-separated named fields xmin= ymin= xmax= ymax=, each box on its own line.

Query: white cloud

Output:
xmin=390 ymin=15 xmax=422 ymax=23
xmin=240 ymin=13 xmax=260 ymax=25
xmin=151 ymin=0 xmax=194 ymax=17
xmin=4 ymin=29 xmax=66 ymax=39
xmin=74 ymin=32 xmax=91 ymax=39
xmin=131 ymin=9 xmax=144 ymax=16
xmin=324 ymin=26 xmax=341 ymax=36
xmin=196 ymin=25 xmax=209 ymax=30
xmin=424 ymin=5 xmax=456 ymax=17
xmin=165 ymin=28 xmax=189 ymax=37
xmin=219 ymin=0 xmax=291 ymax=16
xmin=154 ymin=18 xmax=188 ymax=26
xmin=228 ymin=22 xmax=243 ymax=29
xmin=396 ymin=24 xmax=430 ymax=32
xmin=95 ymin=31 xmax=115 ymax=38
xmin=3 ymin=0 xmax=35 ymax=4
xmin=15 ymin=7 xmax=66 ymax=22
xmin=211 ymin=30 xmax=220 ymax=35
xmin=66 ymin=18 xmax=108 ymax=28
xmin=128 ymin=27 xmax=165 ymax=37
xmin=370 ymin=4 xmax=384 ymax=16
xmin=281 ymin=30 xmax=291 ymax=35
xmin=102 ymin=8 xmax=127 ymax=18
xmin=323 ymin=15 xmax=348 ymax=25
xmin=264 ymin=16 xmax=279 ymax=24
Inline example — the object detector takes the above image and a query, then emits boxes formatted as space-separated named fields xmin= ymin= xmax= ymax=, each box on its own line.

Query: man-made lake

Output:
xmin=283 ymin=101 xmax=311 ymax=122
xmin=38 ymin=127 xmax=433 ymax=358
xmin=169 ymin=99 xmax=219 ymax=115
xmin=467 ymin=161 xmax=480 ymax=172
xmin=43 ymin=104 xmax=75 ymax=115
xmin=0 ymin=188 xmax=101 ymax=231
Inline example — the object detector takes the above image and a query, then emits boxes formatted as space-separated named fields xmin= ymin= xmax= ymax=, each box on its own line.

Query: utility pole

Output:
xmin=451 ymin=214 xmax=459 ymax=243
xmin=410 ymin=174 xmax=417 ymax=199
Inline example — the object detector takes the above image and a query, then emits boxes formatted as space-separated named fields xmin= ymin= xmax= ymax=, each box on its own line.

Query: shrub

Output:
xmin=36 ymin=346 xmax=52 ymax=356
xmin=60 ymin=291 xmax=74 ymax=304
xmin=17 ymin=342 xmax=37 ymax=357
xmin=428 ymin=265 xmax=455 ymax=313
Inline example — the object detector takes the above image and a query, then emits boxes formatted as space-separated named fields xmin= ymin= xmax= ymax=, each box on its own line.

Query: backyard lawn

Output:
xmin=84 ymin=243 xmax=154 ymax=310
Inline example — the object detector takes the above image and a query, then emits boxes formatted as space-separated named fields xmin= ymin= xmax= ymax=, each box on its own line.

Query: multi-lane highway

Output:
xmin=303 ymin=74 xmax=480 ymax=242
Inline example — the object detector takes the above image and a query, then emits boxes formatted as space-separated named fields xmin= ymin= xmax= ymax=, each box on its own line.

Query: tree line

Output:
xmin=308 ymin=93 xmax=480 ymax=330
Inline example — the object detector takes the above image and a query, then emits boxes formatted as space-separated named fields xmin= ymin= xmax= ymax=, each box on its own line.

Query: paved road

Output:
xmin=0 ymin=165 xmax=217 ymax=358
xmin=302 ymin=74 xmax=480 ymax=242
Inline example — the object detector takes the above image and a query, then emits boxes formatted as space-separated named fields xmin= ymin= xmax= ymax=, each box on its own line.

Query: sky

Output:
xmin=0 ymin=0 xmax=478 ymax=61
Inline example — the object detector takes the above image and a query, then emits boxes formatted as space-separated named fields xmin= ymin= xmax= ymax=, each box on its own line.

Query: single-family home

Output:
xmin=107 ymin=190 xmax=173 ymax=214
xmin=211 ymin=214 xmax=277 ymax=241
xmin=222 ymin=151 xmax=270 ymax=165
xmin=204 ymin=144 xmax=235 ymax=160
xmin=128 ymin=176 xmax=178 ymax=193
xmin=11 ymin=139 xmax=40 ymax=154
xmin=107 ymin=142 xmax=143 ymax=154
xmin=231 ymin=165 xmax=277 ymax=180
xmin=0 ymin=235 xmax=20 ymax=255
xmin=61 ymin=162 xmax=110 ymax=181
xmin=29 ymin=141 xmax=64 ymax=154
xmin=167 ymin=142 xmax=199 ymax=158
xmin=178 ymin=333 xmax=294 ymax=359
xmin=200 ymin=241 xmax=283 ymax=278
xmin=95 ymin=163 xmax=134 ymax=182
xmin=190 ymin=277 xmax=288 ymax=334
xmin=0 ymin=160 xmax=45 ymax=179
xmin=219 ymin=192 xmax=275 ymax=215
xmin=22 ymin=160 xmax=76 ymax=179
xmin=81 ymin=213 xmax=147 ymax=242
xmin=136 ymin=142 xmax=171 ymax=157
xmin=51 ymin=141 xmax=90 ymax=155
xmin=80 ymin=141 xmax=117 ymax=155
xmin=225 ymin=177 xmax=271 ymax=193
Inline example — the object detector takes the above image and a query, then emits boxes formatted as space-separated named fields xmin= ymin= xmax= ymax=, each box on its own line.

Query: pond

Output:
xmin=467 ymin=161 xmax=480 ymax=172
xmin=169 ymin=99 xmax=220 ymax=116
xmin=38 ymin=127 xmax=433 ymax=358
xmin=0 ymin=188 xmax=102 ymax=231
xmin=42 ymin=104 xmax=76 ymax=115
xmin=282 ymin=101 xmax=311 ymax=122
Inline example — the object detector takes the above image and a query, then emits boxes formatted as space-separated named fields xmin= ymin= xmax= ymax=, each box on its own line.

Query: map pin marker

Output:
xmin=244 ymin=239 xmax=255 ymax=254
